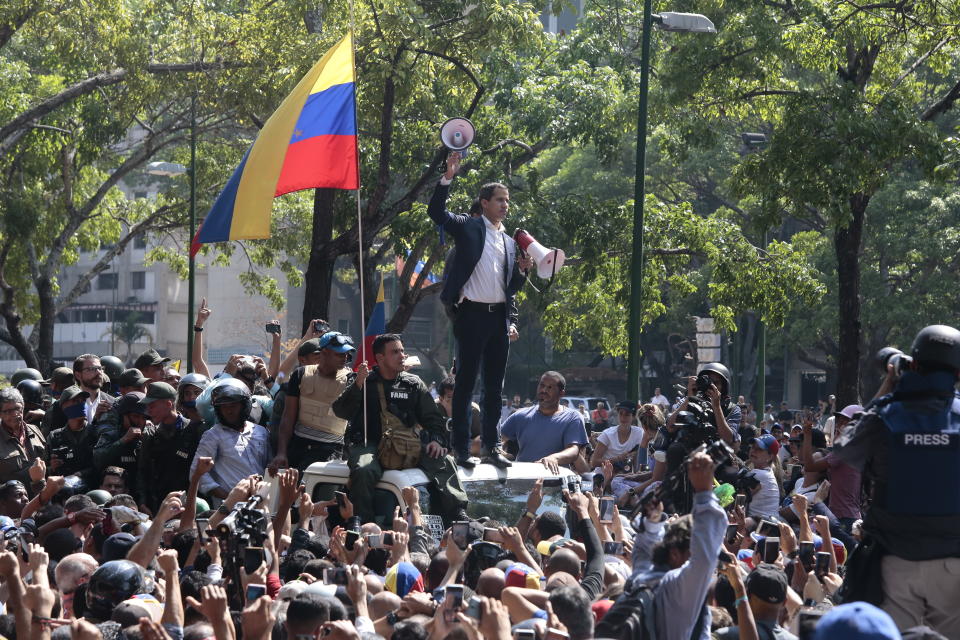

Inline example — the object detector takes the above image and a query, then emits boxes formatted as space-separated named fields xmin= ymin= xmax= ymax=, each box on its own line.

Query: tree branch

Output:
xmin=411 ymin=48 xmax=485 ymax=116
xmin=920 ymin=77 xmax=960 ymax=121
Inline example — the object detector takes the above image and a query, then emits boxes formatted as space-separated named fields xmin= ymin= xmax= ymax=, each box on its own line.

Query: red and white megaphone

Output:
xmin=513 ymin=228 xmax=566 ymax=279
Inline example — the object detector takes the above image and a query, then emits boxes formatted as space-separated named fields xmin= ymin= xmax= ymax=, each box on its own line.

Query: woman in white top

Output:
xmin=590 ymin=400 xmax=644 ymax=469
xmin=746 ymin=433 xmax=784 ymax=521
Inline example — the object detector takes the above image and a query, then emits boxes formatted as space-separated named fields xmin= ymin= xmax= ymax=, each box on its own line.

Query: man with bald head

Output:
xmin=55 ymin=553 xmax=98 ymax=618
xmin=476 ymin=567 xmax=506 ymax=599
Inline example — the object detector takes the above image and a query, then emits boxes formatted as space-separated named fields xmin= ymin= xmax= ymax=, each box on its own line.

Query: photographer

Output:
xmin=834 ymin=324 xmax=960 ymax=637
xmin=673 ymin=363 xmax=741 ymax=447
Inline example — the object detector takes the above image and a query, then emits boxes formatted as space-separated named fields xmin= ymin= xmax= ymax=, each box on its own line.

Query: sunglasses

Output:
xmin=320 ymin=334 xmax=355 ymax=349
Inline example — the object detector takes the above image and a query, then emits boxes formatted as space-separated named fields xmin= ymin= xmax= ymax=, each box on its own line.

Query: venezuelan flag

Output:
xmin=191 ymin=33 xmax=358 ymax=256
xmin=355 ymin=278 xmax=385 ymax=371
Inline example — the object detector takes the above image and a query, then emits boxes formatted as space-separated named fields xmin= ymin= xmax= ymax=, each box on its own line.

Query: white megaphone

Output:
xmin=439 ymin=117 xmax=476 ymax=173
xmin=513 ymin=228 xmax=566 ymax=279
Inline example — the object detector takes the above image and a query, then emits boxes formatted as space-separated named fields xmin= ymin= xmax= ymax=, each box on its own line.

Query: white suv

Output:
xmin=302 ymin=460 xmax=578 ymax=526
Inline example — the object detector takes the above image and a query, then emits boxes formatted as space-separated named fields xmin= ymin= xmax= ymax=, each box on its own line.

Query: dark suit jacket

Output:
xmin=428 ymin=183 xmax=525 ymax=328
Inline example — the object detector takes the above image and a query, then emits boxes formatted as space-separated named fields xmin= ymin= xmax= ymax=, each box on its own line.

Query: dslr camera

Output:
xmin=876 ymin=346 xmax=913 ymax=376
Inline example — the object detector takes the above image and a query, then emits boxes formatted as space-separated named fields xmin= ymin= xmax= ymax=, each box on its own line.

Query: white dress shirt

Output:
xmin=460 ymin=215 xmax=507 ymax=303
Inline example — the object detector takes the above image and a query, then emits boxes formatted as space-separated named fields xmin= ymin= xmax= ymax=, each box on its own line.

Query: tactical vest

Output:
xmin=296 ymin=365 xmax=350 ymax=437
xmin=877 ymin=372 xmax=960 ymax=516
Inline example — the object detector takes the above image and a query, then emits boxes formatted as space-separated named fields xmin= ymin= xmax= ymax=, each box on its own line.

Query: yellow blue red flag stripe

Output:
xmin=192 ymin=33 xmax=357 ymax=256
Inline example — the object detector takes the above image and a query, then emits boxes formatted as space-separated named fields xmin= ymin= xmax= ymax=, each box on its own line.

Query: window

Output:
xmin=134 ymin=191 xmax=148 ymax=199
xmin=133 ymin=234 xmax=147 ymax=249
xmin=81 ymin=309 xmax=107 ymax=322
xmin=338 ymin=319 xmax=350 ymax=335
xmin=97 ymin=273 xmax=118 ymax=290
xmin=131 ymin=271 xmax=146 ymax=290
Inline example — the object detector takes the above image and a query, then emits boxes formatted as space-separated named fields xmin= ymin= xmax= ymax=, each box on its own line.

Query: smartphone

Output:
xmin=265 ymin=322 xmax=281 ymax=334
xmin=465 ymin=595 xmax=483 ymax=621
xmin=243 ymin=546 xmax=265 ymax=574
xmin=598 ymin=497 xmax=615 ymax=524
xmin=345 ymin=530 xmax=360 ymax=551
xmin=246 ymin=584 xmax=266 ymax=602
xmin=567 ymin=479 xmax=580 ymax=494
xmin=542 ymin=477 xmax=563 ymax=488
xmin=735 ymin=494 xmax=746 ymax=509
xmin=797 ymin=609 xmax=825 ymax=640
xmin=759 ymin=520 xmax=780 ymax=537
xmin=432 ymin=587 xmax=446 ymax=603
xmin=513 ymin=630 xmax=536 ymax=640
xmin=383 ymin=532 xmax=394 ymax=546
xmin=718 ymin=550 xmax=735 ymax=566
xmin=603 ymin=541 xmax=623 ymax=556
xmin=546 ymin=629 xmax=570 ymax=640
xmin=815 ymin=551 xmax=831 ymax=578
xmin=196 ymin=518 xmax=209 ymax=546
xmin=366 ymin=533 xmax=382 ymax=549
xmin=445 ymin=584 xmax=464 ymax=607
xmin=593 ymin=473 xmax=605 ymax=495
xmin=334 ymin=491 xmax=347 ymax=508
xmin=482 ymin=528 xmax=503 ymax=544
xmin=724 ymin=523 xmax=738 ymax=545
xmin=314 ymin=320 xmax=329 ymax=334
xmin=323 ymin=567 xmax=349 ymax=586
xmin=763 ymin=537 xmax=780 ymax=564
xmin=451 ymin=521 xmax=469 ymax=550
xmin=799 ymin=541 xmax=815 ymax=572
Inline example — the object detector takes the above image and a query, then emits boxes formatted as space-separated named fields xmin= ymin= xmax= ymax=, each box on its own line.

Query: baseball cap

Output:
xmin=834 ymin=404 xmax=865 ymax=420
xmin=117 ymin=368 xmax=149 ymax=388
xmin=59 ymin=385 xmax=90 ymax=404
xmin=102 ymin=533 xmax=139 ymax=562
xmin=745 ymin=563 xmax=788 ymax=604
xmin=115 ymin=392 xmax=149 ymax=417
xmin=752 ymin=433 xmax=781 ymax=456
xmin=134 ymin=348 xmax=170 ymax=371
xmin=615 ymin=400 xmax=638 ymax=412
xmin=44 ymin=366 xmax=75 ymax=387
xmin=298 ymin=338 xmax=323 ymax=357
xmin=814 ymin=602 xmax=901 ymax=640
xmin=318 ymin=331 xmax=355 ymax=354
xmin=144 ymin=382 xmax=176 ymax=403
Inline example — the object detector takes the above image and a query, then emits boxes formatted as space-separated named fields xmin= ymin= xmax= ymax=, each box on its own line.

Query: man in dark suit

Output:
xmin=427 ymin=151 xmax=531 ymax=469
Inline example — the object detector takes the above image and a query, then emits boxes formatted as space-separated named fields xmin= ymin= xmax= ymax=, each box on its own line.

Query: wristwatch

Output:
xmin=523 ymin=510 xmax=537 ymax=520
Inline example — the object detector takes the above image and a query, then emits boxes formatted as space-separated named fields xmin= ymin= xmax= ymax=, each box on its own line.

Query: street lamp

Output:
xmin=626 ymin=6 xmax=715 ymax=403
xmin=145 ymin=99 xmax=197 ymax=373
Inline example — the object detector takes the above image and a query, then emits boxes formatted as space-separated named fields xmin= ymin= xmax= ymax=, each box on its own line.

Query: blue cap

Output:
xmin=814 ymin=602 xmax=901 ymax=640
xmin=318 ymin=331 xmax=355 ymax=354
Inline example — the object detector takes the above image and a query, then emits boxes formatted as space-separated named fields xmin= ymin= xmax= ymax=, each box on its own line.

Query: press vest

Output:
xmin=877 ymin=372 xmax=960 ymax=516
xmin=296 ymin=365 xmax=350 ymax=439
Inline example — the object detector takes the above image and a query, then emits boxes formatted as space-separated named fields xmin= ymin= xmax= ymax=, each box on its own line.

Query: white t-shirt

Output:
xmin=597 ymin=425 xmax=644 ymax=460
xmin=747 ymin=467 xmax=781 ymax=519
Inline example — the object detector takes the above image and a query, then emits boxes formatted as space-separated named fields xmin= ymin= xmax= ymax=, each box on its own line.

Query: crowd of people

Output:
xmin=0 ymin=312 xmax=954 ymax=640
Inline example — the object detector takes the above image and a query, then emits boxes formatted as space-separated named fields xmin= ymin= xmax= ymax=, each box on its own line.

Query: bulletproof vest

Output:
xmin=877 ymin=371 xmax=960 ymax=516
xmin=297 ymin=365 xmax=350 ymax=436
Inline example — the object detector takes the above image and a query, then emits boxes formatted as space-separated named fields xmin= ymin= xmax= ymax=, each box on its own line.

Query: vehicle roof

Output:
xmin=302 ymin=460 xmax=577 ymax=486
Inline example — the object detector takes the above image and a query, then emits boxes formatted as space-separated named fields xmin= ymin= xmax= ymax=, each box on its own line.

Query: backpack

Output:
xmin=595 ymin=580 xmax=658 ymax=640
xmin=375 ymin=383 xmax=422 ymax=470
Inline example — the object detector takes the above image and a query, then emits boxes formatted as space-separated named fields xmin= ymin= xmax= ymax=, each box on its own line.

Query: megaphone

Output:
xmin=439 ymin=117 xmax=475 ymax=173
xmin=513 ymin=228 xmax=566 ymax=279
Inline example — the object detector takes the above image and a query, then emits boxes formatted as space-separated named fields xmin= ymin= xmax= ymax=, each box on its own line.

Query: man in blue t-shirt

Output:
xmin=500 ymin=371 xmax=587 ymax=473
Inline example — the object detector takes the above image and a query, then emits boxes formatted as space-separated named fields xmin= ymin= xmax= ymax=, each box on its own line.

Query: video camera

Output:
xmin=674 ymin=397 xmax=719 ymax=452
xmin=213 ymin=494 xmax=269 ymax=607
xmin=633 ymin=439 xmax=734 ymax=518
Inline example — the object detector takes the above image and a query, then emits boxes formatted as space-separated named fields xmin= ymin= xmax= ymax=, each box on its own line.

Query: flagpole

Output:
xmin=347 ymin=23 xmax=369 ymax=448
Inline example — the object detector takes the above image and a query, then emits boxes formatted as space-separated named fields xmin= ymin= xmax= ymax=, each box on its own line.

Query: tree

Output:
xmin=648 ymin=0 xmax=960 ymax=405
xmin=103 ymin=312 xmax=152 ymax=365
xmin=0 ymin=0 xmax=342 ymax=372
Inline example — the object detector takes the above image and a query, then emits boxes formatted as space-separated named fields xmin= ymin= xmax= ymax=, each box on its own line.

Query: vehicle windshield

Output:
xmin=464 ymin=477 xmax=567 ymax=523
